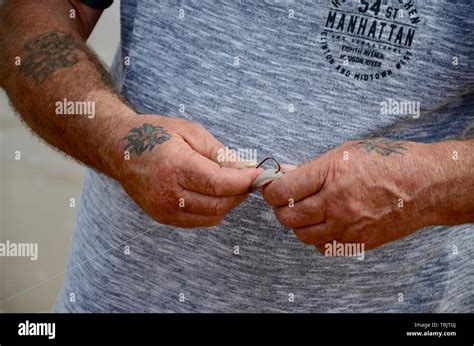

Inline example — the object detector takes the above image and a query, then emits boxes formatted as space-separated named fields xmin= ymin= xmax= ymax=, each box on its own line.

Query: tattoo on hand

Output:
xmin=124 ymin=123 xmax=171 ymax=155
xmin=354 ymin=139 xmax=408 ymax=156
xmin=19 ymin=31 xmax=114 ymax=89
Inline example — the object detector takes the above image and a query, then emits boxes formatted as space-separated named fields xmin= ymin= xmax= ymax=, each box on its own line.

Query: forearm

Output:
xmin=426 ymin=139 xmax=474 ymax=226
xmin=0 ymin=1 xmax=135 ymax=180
xmin=351 ymin=137 xmax=473 ymax=228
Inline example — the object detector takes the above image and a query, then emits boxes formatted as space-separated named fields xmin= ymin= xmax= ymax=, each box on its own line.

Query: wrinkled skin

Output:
xmin=116 ymin=114 xmax=261 ymax=228
xmin=263 ymin=140 xmax=443 ymax=251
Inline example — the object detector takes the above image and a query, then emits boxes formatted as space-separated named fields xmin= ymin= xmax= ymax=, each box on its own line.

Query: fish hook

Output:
xmin=256 ymin=157 xmax=281 ymax=173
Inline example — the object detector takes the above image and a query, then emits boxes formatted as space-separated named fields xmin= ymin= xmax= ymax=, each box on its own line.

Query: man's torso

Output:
xmin=55 ymin=0 xmax=474 ymax=312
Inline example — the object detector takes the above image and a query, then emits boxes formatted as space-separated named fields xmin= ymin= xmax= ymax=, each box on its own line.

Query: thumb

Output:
xmin=263 ymin=158 xmax=327 ymax=206
xmin=179 ymin=122 xmax=227 ymax=162
xmin=180 ymin=123 xmax=260 ymax=171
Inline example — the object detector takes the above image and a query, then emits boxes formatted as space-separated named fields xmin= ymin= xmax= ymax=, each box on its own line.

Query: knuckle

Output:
xmin=344 ymin=201 xmax=362 ymax=220
xmin=159 ymin=154 xmax=176 ymax=174
xmin=209 ymin=199 xmax=226 ymax=216
xmin=193 ymin=123 xmax=208 ymax=138
xmin=158 ymin=184 xmax=187 ymax=213
xmin=206 ymin=171 xmax=222 ymax=195
xmin=327 ymin=157 xmax=350 ymax=182
xmin=275 ymin=208 xmax=296 ymax=227
xmin=192 ymin=122 xmax=206 ymax=131
xmin=165 ymin=191 xmax=183 ymax=212
xmin=264 ymin=180 xmax=289 ymax=205
xmin=183 ymin=123 xmax=204 ymax=141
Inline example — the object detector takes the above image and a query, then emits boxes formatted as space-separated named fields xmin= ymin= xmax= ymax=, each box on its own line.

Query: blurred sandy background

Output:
xmin=0 ymin=2 xmax=120 ymax=312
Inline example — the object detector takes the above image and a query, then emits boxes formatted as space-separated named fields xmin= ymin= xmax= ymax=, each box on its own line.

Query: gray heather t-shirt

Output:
xmin=54 ymin=0 xmax=473 ymax=312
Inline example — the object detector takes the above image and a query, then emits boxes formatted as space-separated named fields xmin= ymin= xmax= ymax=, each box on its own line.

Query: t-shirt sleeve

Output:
xmin=80 ymin=0 xmax=113 ymax=9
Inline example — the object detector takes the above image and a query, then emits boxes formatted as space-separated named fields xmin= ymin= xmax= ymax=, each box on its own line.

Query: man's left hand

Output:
xmin=262 ymin=139 xmax=446 ymax=252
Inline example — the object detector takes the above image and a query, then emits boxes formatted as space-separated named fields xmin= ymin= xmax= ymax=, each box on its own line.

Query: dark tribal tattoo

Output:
xmin=123 ymin=123 xmax=171 ymax=155
xmin=19 ymin=32 xmax=79 ymax=85
xmin=19 ymin=31 xmax=115 ymax=89
xmin=354 ymin=139 xmax=408 ymax=156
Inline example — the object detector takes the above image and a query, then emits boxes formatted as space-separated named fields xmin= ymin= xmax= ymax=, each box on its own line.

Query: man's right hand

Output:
xmin=112 ymin=114 xmax=261 ymax=228
xmin=0 ymin=1 xmax=259 ymax=228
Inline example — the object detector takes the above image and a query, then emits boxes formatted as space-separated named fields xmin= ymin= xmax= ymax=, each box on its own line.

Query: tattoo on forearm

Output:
xmin=19 ymin=32 xmax=79 ymax=85
xmin=19 ymin=31 xmax=114 ymax=89
xmin=123 ymin=123 xmax=171 ymax=155
xmin=354 ymin=139 xmax=408 ymax=156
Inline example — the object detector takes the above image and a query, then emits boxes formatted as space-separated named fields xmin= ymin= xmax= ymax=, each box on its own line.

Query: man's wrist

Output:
xmin=423 ymin=140 xmax=474 ymax=226
xmin=100 ymin=112 xmax=176 ymax=182
xmin=93 ymin=95 xmax=138 ymax=181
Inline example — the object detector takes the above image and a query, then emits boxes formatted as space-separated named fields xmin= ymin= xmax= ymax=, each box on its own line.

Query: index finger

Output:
xmin=177 ymin=150 xmax=261 ymax=196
